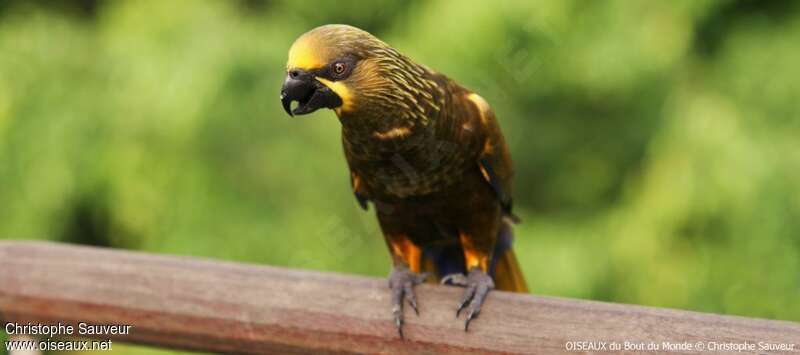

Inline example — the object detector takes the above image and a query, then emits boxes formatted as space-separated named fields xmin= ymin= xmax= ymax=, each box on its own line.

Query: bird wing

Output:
xmin=463 ymin=91 xmax=519 ymax=223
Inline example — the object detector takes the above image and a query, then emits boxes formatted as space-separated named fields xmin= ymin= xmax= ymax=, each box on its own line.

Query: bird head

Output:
xmin=281 ymin=24 xmax=431 ymax=121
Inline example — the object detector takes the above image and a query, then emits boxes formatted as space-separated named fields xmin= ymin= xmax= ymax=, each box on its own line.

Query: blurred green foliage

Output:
xmin=1 ymin=0 xmax=798 ymax=352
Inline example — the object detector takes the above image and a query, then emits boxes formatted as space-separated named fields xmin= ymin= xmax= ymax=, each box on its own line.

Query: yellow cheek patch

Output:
xmin=287 ymin=37 xmax=324 ymax=70
xmin=316 ymin=77 xmax=354 ymax=112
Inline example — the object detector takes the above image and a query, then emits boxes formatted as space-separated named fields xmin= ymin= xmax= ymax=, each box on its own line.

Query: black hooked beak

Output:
xmin=280 ymin=69 xmax=342 ymax=116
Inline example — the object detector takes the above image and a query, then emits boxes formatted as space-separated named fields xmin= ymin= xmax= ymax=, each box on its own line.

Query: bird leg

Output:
xmin=441 ymin=267 xmax=495 ymax=331
xmin=388 ymin=264 xmax=428 ymax=338
xmin=441 ymin=230 xmax=495 ymax=331
xmin=383 ymin=233 xmax=427 ymax=338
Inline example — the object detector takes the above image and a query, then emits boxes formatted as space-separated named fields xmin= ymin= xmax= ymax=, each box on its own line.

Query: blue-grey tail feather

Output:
xmin=489 ymin=222 xmax=513 ymax=279
xmin=424 ymin=244 xmax=465 ymax=277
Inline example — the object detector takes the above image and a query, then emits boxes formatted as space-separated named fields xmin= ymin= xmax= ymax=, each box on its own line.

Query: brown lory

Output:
xmin=280 ymin=24 xmax=527 ymax=337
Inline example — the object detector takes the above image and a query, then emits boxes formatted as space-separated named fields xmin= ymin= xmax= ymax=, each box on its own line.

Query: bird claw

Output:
xmin=440 ymin=273 xmax=468 ymax=287
xmin=442 ymin=268 xmax=494 ymax=331
xmin=389 ymin=266 xmax=428 ymax=338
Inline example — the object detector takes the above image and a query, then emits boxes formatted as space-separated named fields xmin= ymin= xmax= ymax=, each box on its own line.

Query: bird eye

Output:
xmin=333 ymin=62 xmax=347 ymax=75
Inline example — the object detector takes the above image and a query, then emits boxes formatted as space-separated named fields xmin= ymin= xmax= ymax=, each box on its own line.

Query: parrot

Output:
xmin=280 ymin=24 xmax=527 ymax=337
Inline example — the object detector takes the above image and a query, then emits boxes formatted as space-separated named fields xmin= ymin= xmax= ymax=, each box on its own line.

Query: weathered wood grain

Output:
xmin=0 ymin=241 xmax=798 ymax=354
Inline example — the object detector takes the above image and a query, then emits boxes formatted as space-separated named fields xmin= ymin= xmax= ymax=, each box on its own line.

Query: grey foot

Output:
xmin=388 ymin=265 xmax=428 ymax=338
xmin=441 ymin=267 xmax=495 ymax=331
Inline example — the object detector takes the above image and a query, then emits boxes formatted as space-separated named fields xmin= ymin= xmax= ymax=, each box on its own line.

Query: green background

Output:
xmin=1 ymin=0 xmax=798 ymax=353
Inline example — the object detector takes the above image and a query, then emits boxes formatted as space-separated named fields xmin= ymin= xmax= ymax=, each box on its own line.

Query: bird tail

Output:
xmin=492 ymin=248 xmax=528 ymax=292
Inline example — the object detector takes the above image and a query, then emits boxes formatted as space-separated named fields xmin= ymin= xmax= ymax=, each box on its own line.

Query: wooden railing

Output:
xmin=0 ymin=241 xmax=798 ymax=354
